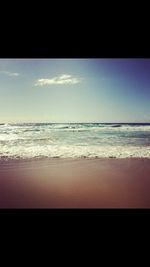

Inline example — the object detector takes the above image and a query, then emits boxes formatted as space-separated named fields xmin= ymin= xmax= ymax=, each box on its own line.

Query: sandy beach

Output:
xmin=0 ymin=158 xmax=150 ymax=208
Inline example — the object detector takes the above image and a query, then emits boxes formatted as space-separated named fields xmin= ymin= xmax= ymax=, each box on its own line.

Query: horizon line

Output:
xmin=1 ymin=121 xmax=150 ymax=124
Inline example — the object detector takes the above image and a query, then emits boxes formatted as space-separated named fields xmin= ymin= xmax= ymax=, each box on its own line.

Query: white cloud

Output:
xmin=0 ymin=71 xmax=20 ymax=76
xmin=35 ymin=74 xmax=81 ymax=86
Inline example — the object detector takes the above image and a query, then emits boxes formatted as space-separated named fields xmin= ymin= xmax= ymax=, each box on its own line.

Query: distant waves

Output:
xmin=0 ymin=123 xmax=150 ymax=159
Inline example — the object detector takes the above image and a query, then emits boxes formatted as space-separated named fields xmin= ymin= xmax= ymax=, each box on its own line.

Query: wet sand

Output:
xmin=0 ymin=158 xmax=150 ymax=208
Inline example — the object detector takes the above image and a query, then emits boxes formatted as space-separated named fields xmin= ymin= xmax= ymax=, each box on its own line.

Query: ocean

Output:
xmin=0 ymin=123 xmax=150 ymax=159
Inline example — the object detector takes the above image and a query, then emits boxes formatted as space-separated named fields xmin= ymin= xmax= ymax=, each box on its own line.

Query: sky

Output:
xmin=0 ymin=58 xmax=150 ymax=123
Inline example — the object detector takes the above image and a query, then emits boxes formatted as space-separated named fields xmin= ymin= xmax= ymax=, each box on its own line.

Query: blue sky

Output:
xmin=0 ymin=58 xmax=150 ymax=123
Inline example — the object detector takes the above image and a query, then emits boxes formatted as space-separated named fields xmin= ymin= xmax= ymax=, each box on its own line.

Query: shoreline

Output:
xmin=1 ymin=156 xmax=150 ymax=161
xmin=0 ymin=157 xmax=150 ymax=208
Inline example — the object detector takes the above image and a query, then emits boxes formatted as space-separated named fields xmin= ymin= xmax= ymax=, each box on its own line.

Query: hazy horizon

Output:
xmin=1 ymin=121 xmax=150 ymax=124
xmin=0 ymin=58 xmax=150 ymax=123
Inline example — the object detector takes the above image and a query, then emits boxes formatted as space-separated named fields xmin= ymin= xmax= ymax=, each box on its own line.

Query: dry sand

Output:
xmin=0 ymin=158 xmax=150 ymax=208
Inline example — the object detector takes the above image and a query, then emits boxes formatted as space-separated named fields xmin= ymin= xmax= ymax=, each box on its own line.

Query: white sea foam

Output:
xmin=0 ymin=123 xmax=150 ymax=159
xmin=0 ymin=144 xmax=150 ymax=159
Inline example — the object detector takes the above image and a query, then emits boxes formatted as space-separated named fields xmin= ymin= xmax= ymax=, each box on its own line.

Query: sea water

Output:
xmin=0 ymin=123 xmax=150 ymax=159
